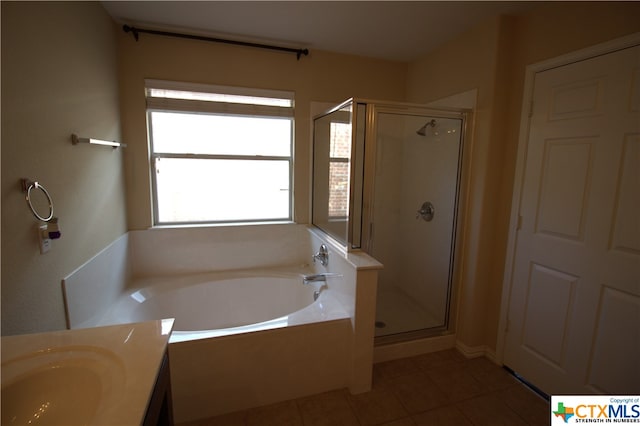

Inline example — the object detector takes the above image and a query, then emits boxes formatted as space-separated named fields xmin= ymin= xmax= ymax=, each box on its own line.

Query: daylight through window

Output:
xmin=146 ymin=80 xmax=294 ymax=225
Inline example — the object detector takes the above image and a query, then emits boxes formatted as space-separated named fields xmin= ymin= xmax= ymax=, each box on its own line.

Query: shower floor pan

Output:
xmin=375 ymin=286 xmax=442 ymax=338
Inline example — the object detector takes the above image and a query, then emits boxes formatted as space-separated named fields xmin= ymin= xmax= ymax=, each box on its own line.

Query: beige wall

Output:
xmin=407 ymin=16 xmax=505 ymax=352
xmin=492 ymin=1 xmax=640 ymax=353
xmin=0 ymin=2 xmax=407 ymax=336
xmin=1 ymin=2 xmax=127 ymax=335
xmin=406 ymin=2 xmax=640 ymax=354
xmin=117 ymin=32 xmax=408 ymax=230
xmin=3 ymin=1 xmax=638 ymax=347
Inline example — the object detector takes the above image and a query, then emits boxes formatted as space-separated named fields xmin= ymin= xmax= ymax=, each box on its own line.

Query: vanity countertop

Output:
xmin=1 ymin=319 xmax=174 ymax=425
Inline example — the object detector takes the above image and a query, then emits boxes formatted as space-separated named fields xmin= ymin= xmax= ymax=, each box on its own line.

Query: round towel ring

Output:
xmin=25 ymin=181 xmax=54 ymax=222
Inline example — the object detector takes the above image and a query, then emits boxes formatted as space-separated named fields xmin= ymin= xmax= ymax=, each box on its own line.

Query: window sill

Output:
xmin=150 ymin=220 xmax=297 ymax=231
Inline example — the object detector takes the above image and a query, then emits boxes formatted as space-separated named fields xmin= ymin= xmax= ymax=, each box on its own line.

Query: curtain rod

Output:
xmin=122 ymin=25 xmax=309 ymax=60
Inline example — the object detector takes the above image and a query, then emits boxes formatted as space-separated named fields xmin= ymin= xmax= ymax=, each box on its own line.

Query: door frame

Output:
xmin=496 ymin=32 xmax=640 ymax=365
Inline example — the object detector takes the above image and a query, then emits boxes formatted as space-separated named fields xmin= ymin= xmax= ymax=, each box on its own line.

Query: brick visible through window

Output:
xmin=329 ymin=122 xmax=351 ymax=217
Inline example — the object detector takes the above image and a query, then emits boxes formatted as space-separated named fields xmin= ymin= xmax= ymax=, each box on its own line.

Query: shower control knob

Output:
xmin=416 ymin=201 xmax=435 ymax=222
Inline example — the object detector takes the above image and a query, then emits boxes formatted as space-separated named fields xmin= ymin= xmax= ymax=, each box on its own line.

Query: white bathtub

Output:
xmin=62 ymin=225 xmax=382 ymax=422
xmin=87 ymin=268 xmax=349 ymax=343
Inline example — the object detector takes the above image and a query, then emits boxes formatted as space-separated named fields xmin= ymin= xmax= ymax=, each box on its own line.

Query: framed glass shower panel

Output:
xmin=312 ymin=100 xmax=365 ymax=249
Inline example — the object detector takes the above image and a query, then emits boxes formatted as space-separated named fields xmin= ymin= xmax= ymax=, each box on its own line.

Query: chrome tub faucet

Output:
xmin=312 ymin=244 xmax=329 ymax=266
xmin=302 ymin=272 xmax=340 ymax=285
xmin=303 ymin=273 xmax=328 ymax=285
xmin=302 ymin=272 xmax=338 ymax=301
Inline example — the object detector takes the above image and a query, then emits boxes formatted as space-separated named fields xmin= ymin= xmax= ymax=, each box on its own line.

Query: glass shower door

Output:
xmin=368 ymin=111 xmax=463 ymax=339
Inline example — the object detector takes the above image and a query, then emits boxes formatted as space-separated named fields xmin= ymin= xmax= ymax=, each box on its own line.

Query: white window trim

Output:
xmin=145 ymin=79 xmax=294 ymax=102
xmin=146 ymin=80 xmax=295 ymax=226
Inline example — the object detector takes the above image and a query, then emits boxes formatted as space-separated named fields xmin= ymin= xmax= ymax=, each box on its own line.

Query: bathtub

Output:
xmin=62 ymin=225 xmax=382 ymax=422
xmin=87 ymin=268 xmax=349 ymax=343
xmin=72 ymin=265 xmax=354 ymax=421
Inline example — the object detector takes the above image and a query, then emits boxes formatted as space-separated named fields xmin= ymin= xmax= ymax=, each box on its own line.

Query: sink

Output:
xmin=1 ymin=345 xmax=125 ymax=425
xmin=1 ymin=320 xmax=174 ymax=425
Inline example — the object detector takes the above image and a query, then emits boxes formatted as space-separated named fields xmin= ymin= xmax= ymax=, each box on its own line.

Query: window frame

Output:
xmin=146 ymin=80 xmax=295 ymax=226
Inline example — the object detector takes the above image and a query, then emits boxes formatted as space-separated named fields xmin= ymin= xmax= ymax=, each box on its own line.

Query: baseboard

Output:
xmin=372 ymin=334 xmax=502 ymax=366
xmin=373 ymin=334 xmax=456 ymax=363
xmin=455 ymin=340 xmax=498 ymax=363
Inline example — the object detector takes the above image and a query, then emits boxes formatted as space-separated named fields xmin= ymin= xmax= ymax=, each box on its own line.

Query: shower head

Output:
xmin=416 ymin=119 xmax=436 ymax=136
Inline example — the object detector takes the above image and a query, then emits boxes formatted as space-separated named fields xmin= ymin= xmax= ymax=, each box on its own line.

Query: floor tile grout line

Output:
xmin=343 ymin=391 xmax=367 ymax=426
xmin=374 ymin=353 xmax=522 ymax=421
xmin=296 ymin=389 xmax=366 ymax=426
xmin=454 ymin=404 xmax=479 ymax=426
xmin=294 ymin=397 xmax=304 ymax=426
xmin=179 ymin=351 xmax=550 ymax=425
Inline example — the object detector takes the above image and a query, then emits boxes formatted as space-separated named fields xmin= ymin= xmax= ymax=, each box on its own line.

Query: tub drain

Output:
xmin=375 ymin=321 xmax=386 ymax=329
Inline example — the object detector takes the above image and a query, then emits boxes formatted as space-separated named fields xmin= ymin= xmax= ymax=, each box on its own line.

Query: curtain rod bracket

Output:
xmin=123 ymin=25 xmax=139 ymax=41
xmin=122 ymin=24 xmax=309 ymax=60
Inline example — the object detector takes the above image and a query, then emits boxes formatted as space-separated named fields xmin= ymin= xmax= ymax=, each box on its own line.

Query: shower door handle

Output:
xmin=416 ymin=201 xmax=435 ymax=222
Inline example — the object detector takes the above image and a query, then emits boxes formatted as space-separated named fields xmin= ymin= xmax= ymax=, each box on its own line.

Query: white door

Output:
xmin=503 ymin=44 xmax=640 ymax=395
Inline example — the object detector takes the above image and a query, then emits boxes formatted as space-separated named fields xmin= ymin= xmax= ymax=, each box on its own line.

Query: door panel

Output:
xmin=548 ymin=76 xmax=604 ymax=120
xmin=610 ymin=135 xmax=640 ymax=253
xmin=504 ymin=44 xmax=640 ymax=395
xmin=536 ymin=139 xmax=593 ymax=239
xmin=521 ymin=264 xmax=577 ymax=368
xmin=587 ymin=286 xmax=640 ymax=393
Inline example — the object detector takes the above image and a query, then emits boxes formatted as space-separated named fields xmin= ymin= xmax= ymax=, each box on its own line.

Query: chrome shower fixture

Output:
xmin=416 ymin=119 xmax=437 ymax=136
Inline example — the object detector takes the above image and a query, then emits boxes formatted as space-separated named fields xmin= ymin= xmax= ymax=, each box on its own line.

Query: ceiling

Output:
xmin=102 ymin=1 xmax=535 ymax=62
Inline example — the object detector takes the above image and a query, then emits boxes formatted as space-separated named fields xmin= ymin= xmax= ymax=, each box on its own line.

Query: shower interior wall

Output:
xmin=372 ymin=113 xmax=461 ymax=327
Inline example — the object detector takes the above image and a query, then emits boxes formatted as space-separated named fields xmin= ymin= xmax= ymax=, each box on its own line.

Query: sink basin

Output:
xmin=1 ymin=345 xmax=125 ymax=425
xmin=1 ymin=320 xmax=174 ymax=425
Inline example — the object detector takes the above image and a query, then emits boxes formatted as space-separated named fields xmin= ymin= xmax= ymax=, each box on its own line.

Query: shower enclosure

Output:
xmin=312 ymin=99 xmax=467 ymax=342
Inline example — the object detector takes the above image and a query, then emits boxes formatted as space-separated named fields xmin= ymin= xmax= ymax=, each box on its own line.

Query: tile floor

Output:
xmin=178 ymin=349 xmax=550 ymax=426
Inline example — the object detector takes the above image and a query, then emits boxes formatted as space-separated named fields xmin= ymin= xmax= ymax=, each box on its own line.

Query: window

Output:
xmin=146 ymin=80 xmax=294 ymax=225
xmin=328 ymin=122 xmax=351 ymax=218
